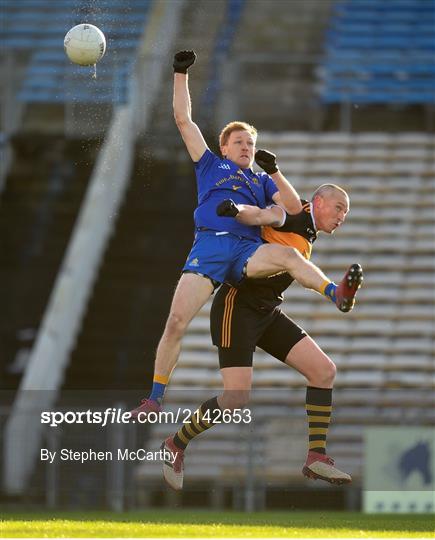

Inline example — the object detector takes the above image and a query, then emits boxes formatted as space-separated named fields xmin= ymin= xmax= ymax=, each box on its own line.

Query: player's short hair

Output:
xmin=219 ymin=121 xmax=257 ymax=147
xmin=312 ymin=183 xmax=349 ymax=202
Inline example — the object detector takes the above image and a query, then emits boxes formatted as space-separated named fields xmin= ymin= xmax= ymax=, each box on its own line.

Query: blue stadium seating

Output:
xmin=319 ymin=0 xmax=435 ymax=105
xmin=1 ymin=0 xmax=151 ymax=105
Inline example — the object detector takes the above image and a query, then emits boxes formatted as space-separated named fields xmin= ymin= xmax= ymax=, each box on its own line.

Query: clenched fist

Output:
xmin=255 ymin=149 xmax=278 ymax=175
xmin=173 ymin=50 xmax=196 ymax=74
xmin=216 ymin=199 xmax=239 ymax=217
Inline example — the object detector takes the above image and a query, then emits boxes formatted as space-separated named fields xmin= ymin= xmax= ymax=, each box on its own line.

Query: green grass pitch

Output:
xmin=1 ymin=510 xmax=434 ymax=538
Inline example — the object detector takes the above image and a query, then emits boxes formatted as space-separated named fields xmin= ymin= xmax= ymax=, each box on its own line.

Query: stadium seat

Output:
xmin=1 ymin=0 xmax=152 ymax=105
xmin=319 ymin=0 xmax=435 ymax=105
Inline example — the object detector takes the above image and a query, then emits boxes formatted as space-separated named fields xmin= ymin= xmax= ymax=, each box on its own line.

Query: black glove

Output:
xmin=173 ymin=50 xmax=196 ymax=73
xmin=255 ymin=149 xmax=278 ymax=175
xmin=217 ymin=199 xmax=239 ymax=217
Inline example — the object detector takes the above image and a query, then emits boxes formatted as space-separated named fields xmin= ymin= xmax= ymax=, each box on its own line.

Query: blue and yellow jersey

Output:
xmin=194 ymin=149 xmax=278 ymax=240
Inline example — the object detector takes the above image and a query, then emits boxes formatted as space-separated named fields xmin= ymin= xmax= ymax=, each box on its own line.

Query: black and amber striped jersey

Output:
xmin=262 ymin=199 xmax=317 ymax=260
xmin=216 ymin=199 xmax=317 ymax=311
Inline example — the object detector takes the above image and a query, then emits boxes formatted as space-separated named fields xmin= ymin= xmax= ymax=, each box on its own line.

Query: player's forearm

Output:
xmin=236 ymin=205 xmax=283 ymax=226
xmin=270 ymin=170 xmax=303 ymax=214
xmin=173 ymin=73 xmax=192 ymax=125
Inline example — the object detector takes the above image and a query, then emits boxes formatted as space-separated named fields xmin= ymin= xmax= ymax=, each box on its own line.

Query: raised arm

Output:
xmin=217 ymin=199 xmax=285 ymax=227
xmin=173 ymin=50 xmax=207 ymax=162
xmin=255 ymin=149 xmax=303 ymax=215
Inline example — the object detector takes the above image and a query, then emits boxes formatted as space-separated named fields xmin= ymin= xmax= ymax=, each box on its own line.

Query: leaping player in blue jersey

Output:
xmin=130 ymin=51 xmax=363 ymax=417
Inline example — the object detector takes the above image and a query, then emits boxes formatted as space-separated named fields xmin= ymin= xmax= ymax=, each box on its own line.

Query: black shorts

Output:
xmin=210 ymin=289 xmax=307 ymax=369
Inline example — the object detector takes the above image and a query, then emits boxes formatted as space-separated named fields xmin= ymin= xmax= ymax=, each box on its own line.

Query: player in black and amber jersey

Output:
xmin=160 ymin=183 xmax=363 ymax=491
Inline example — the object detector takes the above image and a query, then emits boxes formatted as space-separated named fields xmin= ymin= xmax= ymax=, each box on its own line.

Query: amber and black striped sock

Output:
xmin=173 ymin=396 xmax=221 ymax=450
xmin=306 ymin=386 xmax=333 ymax=454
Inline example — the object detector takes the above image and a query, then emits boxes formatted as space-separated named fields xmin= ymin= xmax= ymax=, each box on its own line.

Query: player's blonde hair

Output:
xmin=219 ymin=121 xmax=257 ymax=148
xmin=312 ymin=183 xmax=349 ymax=202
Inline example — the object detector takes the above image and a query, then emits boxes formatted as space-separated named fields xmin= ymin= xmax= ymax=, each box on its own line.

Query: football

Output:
xmin=64 ymin=23 xmax=106 ymax=66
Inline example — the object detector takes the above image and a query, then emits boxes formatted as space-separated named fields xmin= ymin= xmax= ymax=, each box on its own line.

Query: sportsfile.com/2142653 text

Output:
xmin=40 ymin=407 xmax=252 ymax=427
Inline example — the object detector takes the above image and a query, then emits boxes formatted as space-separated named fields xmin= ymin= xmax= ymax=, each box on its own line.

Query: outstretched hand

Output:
xmin=216 ymin=199 xmax=239 ymax=217
xmin=173 ymin=50 xmax=196 ymax=73
xmin=255 ymin=149 xmax=278 ymax=175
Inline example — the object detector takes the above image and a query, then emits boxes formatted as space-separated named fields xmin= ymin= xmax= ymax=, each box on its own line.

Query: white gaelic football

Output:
xmin=64 ymin=24 xmax=106 ymax=66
